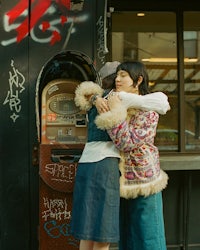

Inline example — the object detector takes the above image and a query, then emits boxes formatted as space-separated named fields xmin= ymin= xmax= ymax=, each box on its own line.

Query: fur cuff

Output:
xmin=95 ymin=105 xmax=127 ymax=130
xmin=74 ymin=81 xmax=104 ymax=111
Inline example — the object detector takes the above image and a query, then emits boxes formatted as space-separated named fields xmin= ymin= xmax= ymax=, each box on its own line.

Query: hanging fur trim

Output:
xmin=119 ymin=154 xmax=169 ymax=199
xmin=74 ymin=81 xmax=104 ymax=111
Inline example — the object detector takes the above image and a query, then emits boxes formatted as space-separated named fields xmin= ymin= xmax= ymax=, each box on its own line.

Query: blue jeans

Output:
xmin=119 ymin=192 xmax=167 ymax=250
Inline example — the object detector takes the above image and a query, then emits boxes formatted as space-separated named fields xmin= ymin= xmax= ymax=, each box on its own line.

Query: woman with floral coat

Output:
xmin=95 ymin=61 xmax=168 ymax=250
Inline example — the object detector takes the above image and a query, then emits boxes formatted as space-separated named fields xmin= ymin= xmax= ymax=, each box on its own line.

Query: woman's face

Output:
xmin=115 ymin=70 xmax=139 ymax=94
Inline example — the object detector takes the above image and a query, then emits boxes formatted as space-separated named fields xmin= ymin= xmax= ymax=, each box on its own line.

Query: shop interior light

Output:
xmin=142 ymin=57 xmax=198 ymax=63
xmin=137 ymin=12 xmax=145 ymax=17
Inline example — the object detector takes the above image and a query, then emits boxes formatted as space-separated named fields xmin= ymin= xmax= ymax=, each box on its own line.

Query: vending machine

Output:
xmin=36 ymin=50 xmax=100 ymax=250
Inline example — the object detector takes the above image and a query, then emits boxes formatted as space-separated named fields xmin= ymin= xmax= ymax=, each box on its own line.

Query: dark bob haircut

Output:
xmin=116 ymin=61 xmax=150 ymax=95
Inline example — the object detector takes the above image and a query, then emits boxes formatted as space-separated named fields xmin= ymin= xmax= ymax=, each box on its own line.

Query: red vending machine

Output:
xmin=36 ymin=51 xmax=100 ymax=250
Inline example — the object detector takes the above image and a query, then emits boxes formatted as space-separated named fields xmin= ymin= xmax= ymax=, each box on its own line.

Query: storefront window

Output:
xmin=184 ymin=12 xmax=200 ymax=151
xmin=111 ymin=12 xmax=178 ymax=151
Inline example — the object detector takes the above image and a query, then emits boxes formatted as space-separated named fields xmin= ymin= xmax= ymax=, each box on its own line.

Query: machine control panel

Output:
xmin=41 ymin=79 xmax=87 ymax=144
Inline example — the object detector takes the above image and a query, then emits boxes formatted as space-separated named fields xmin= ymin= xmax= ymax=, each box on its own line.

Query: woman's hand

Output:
xmin=95 ymin=97 xmax=110 ymax=113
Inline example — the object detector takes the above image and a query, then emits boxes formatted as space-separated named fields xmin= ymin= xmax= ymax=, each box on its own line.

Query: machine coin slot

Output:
xmin=51 ymin=148 xmax=83 ymax=163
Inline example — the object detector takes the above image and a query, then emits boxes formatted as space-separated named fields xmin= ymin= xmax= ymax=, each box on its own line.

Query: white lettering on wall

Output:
xmin=3 ymin=60 xmax=25 ymax=122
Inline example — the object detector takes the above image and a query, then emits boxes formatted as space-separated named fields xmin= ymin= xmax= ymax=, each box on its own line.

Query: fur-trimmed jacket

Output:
xmin=75 ymin=81 xmax=169 ymax=199
xmin=95 ymin=104 xmax=168 ymax=199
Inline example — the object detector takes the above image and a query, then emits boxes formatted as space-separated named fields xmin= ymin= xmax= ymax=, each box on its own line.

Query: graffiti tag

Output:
xmin=42 ymin=197 xmax=79 ymax=246
xmin=44 ymin=220 xmax=79 ymax=246
xmin=3 ymin=60 xmax=25 ymax=122
xmin=96 ymin=15 xmax=107 ymax=64
xmin=42 ymin=197 xmax=71 ymax=221
xmin=45 ymin=163 xmax=77 ymax=183
xmin=1 ymin=0 xmax=87 ymax=46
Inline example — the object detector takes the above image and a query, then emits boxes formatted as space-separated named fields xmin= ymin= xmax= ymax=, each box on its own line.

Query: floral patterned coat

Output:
xmin=95 ymin=107 xmax=168 ymax=199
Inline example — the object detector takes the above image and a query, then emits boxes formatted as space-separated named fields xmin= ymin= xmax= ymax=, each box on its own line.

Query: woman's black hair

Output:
xmin=116 ymin=61 xmax=150 ymax=95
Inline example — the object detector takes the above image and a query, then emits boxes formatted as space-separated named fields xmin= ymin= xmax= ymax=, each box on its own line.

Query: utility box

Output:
xmin=37 ymin=51 xmax=100 ymax=250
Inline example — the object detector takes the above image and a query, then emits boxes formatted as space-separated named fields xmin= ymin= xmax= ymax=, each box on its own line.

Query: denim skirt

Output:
xmin=70 ymin=157 xmax=120 ymax=243
xmin=119 ymin=192 xmax=167 ymax=250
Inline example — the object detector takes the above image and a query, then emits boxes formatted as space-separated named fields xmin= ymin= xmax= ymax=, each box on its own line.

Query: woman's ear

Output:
xmin=136 ymin=76 xmax=143 ymax=87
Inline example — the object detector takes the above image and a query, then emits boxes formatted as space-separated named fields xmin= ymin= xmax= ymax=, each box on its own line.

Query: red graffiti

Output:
xmin=50 ymin=30 xmax=62 ymax=45
xmin=55 ymin=0 xmax=71 ymax=9
xmin=6 ymin=0 xmax=30 ymax=24
xmin=60 ymin=16 xmax=68 ymax=26
xmin=42 ymin=21 xmax=50 ymax=32
xmin=5 ymin=0 xmax=70 ymax=43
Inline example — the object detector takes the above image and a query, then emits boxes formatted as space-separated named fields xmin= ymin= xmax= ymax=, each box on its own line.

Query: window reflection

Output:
xmin=184 ymin=12 xmax=200 ymax=151
xmin=111 ymin=12 xmax=178 ymax=151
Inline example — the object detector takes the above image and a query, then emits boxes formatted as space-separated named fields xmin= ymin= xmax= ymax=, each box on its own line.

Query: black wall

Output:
xmin=0 ymin=0 xmax=106 ymax=249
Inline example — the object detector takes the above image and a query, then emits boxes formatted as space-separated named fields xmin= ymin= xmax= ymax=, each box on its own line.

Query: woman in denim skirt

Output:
xmin=70 ymin=62 xmax=121 ymax=250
